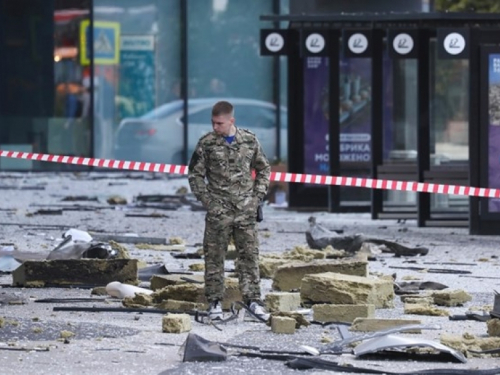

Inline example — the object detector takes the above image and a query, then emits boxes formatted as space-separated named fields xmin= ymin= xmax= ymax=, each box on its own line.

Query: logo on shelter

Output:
xmin=443 ymin=32 xmax=466 ymax=55
xmin=393 ymin=33 xmax=414 ymax=55
xmin=265 ymin=33 xmax=284 ymax=52
xmin=305 ymin=33 xmax=325 ymax=54
xmin=348 ymin=33 xmax=368 ymax=54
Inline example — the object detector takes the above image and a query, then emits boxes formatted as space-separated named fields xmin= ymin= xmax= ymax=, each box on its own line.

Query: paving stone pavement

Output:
xmin=0 ymin=172 xmax=499 ymax=375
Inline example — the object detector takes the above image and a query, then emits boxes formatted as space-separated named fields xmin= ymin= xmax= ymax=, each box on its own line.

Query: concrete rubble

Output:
xmin=272 ymin=258 xmax=368 ymax=291
xmin=312 ymin=303 xmax=375 ymax=323
xmin=270 ymin=316 xmax=296 ymax=334
xmin=162 ymin=314 xmax=192 ymax=333
xmin=0 ymin=172 xmax=499 ymax=375
xmin=300 ymin=272 xmax=395 ymax=308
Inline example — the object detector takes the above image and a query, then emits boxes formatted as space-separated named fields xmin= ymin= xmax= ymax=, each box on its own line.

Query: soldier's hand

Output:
xmin=201 ymin=195 xmax=211 ymax=209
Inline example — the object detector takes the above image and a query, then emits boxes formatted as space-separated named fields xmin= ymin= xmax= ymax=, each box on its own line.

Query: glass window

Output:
xmin=279 ymin=0 xmax=289 ymax=163
xmin=430 ymin=41 xmax=469 ymax=164
xmin=429 ymin=40 xmax=469 ymax=213
xmin=94 ymin=0 xmax=181 ymax=163
xmin=0 ymin=0 xmax=91 ymax=171
xmin=52 ymin=2 xmax=91 ymax=161
xmin=384 ymin=58 xmax=418 ymax=162
xmin=187 ymin=0 xmax=275 ymax=160
xmin=382 ymin=56 xmax=418 ymax=208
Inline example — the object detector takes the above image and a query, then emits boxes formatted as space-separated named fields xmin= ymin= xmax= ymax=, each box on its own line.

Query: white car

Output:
xmin=113 ymin=98 xmax=288 ymax=165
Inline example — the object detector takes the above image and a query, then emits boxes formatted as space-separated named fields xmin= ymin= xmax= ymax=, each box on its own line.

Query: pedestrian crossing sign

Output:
xmin=80 ymin=20 xmax=120 ymax=65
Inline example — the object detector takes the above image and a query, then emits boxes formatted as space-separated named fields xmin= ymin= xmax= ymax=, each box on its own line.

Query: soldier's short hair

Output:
xmin=212 ymin=101 xmax=234 ymax=117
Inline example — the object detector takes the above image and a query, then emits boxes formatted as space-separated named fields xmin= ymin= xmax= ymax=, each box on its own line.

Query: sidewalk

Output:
xmin=0 ymin=172 xmax=499 ymax=375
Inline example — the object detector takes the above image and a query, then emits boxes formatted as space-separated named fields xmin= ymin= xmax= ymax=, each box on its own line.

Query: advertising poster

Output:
xmin=488 ymin=53 xmax=500 ymax=212
xmin=119 ymin=35 xmax=156 ymax=120
xmin=303 ymin=57 xmax=373 ymax=175
xmin=339 ymin=58 xmax=372 ymax=163
xmin=382 ymin=56 xmax=394 ymax=161
xmin=304 ymin=57 xmax=330 ymax=175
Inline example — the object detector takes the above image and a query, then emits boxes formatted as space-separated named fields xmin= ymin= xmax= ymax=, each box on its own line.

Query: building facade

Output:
xmin=5 ymin=0 xmax=500 ymax=234
xmin=0 ymin=0 xmax=289 ymax=171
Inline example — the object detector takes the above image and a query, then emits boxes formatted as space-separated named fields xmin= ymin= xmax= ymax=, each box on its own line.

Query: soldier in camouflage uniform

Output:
xmin=188 ymin=101 xmax=271 ymax=320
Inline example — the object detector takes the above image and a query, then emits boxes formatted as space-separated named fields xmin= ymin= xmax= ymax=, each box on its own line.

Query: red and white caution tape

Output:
xmin=1 ymin=149 xmax=500 ymax=199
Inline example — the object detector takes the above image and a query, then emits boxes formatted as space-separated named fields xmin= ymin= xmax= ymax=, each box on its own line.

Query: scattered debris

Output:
xmin=301 ymin=324 xmax=441 ymax=355
xmin=138 ymin=264 xmax=170 ymax=281
xmin=182 ymin=333 xmax=228 ymax=362
xmin=162 ymin=314 xmax=192 ymax=333
xmin=265 ymin=292 xmax=301 ymax=312
xmin=31 ymin=209 xmax=63 ymax=216
xmin=60 ymin=330 xmax=75 ymax=339
xmin=152 ymin=279 xmax=241 ymax=310
xmin=300 ymin=272 xmax=394 ymax=308
xmin=394 ymin=280 xmax=449 ymax=295
xmin=487 ymin=319 xmax=500 ymax=337
xmin=34 ymin=298 xmax=107 ymax=303
xmin=157 ymin=300 xmax=205 ymax=312
xmin=350 ymin=318 xmax=422 ymax=332
xmin=0 ymin=185 xmax=45 ymax=190
xmin=107 ymin=196 xmax=127 ymax=205
xmin=431 ymin=289 xmax=472 ymax=307
xmin=270 ymin=316 xmax=296 ymax=334
xmin=0 ymin=346 xmax=50 ymax=352
xmin=122 ymin=293 xmax=154 ymax=308
xmin=61 ymin=196 xmax=99 ymax=202
xmin=306 ymin=217 xmax=429 ymax=257
xmin=136 ymin=243 xmax=185 ymax=252
xmin=12 ymin=259 xmax=138 ymax=287
xmin=441 ymin=333 xmax=500 ymax=357
xmin=312 ymin=304 xmax=375 ymax=324
xmin=0 ymin=292 xmax=29 ymax=305
xmin=0 ymin=222 xmax=71 ymax=229
xmin=272 ymin=258 xmax=368 ymax=291
xmin=91 ymin=286 xmax=108 ymax=296
xmin=268 ymin=311 xmax=310 ymax=329
xmin=404 ymin=303 xmax=449 ymax=316
xmin=492 ymin=291 xmax=500 ymax=319
xmin=92 ymin=234 xmax=167 ymax=245
xmin=390 ymin=266 xmax=471 ymax=274
xmin=449 ymin=311 xmax=491 ymax=322
xmin=0 ymin=255 xmax=22 ymax=273
xmin=47 ymin=242 xmax=117 ymax=260
xmin=124 ymin=212 xmax=168 ymax=218
xmin=132 ymin=194 xmax=183 ymax=210
xmin=106 ymin=281 xmax=153 ymax=299
xmin=189 ymin=263 xmax=204 ymax=272
xmin=354 ymin=334 xmax=467 ymax=363
xmin=150 ymin=275 xmax=202 ymax=290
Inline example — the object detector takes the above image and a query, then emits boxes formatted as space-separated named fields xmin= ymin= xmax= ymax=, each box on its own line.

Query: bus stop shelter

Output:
xmin=260 ymin=12 xmax=500 ymax=235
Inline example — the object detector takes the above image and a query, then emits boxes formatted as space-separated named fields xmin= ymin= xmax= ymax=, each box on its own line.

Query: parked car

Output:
xmin=113 ymin=98 xmax=288 ymax=165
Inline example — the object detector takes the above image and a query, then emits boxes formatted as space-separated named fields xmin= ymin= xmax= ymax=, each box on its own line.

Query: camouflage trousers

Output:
xmin=203 ymin=198 xmax=260 ymax=303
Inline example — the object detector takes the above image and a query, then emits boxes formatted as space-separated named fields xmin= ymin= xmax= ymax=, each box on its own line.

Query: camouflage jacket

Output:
xmin=188 ymin=127 xmax=271 ymax=206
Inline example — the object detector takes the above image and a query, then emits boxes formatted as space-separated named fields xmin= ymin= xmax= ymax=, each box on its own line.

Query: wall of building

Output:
xmin=290 ymin=0 xmax=428 ymax=13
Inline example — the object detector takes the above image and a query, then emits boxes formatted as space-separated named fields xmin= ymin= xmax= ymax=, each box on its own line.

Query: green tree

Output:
xmin=435 ymin=0 xmax=500 ymax=12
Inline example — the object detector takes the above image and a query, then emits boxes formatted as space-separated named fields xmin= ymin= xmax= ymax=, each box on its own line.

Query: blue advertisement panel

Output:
xmin=304 ymin=57 xmax=330 ymax=175
xmin=303 ymin=57 xmax=372 ymax=175
xmin=119 ymin=35 xmax=156 ymax=119
xmin=339 ymin=58 xmax=372 ymax=163
xmin=488 ymin=53 xmax=500 ymax=212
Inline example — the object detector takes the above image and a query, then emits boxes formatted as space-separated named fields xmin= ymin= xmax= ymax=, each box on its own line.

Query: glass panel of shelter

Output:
xmin=300 ymin=36 xmax=472 ymax=213
xmin=428 ymin=39 xmax=470 ymax=217
xmin=379 ymin=37 xmax=470 ymax=218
